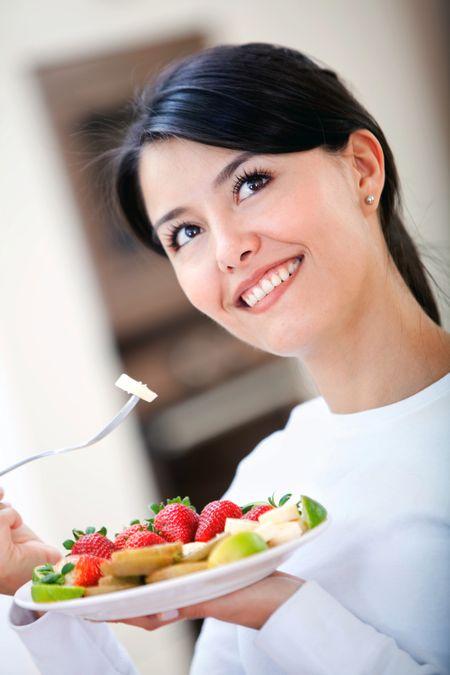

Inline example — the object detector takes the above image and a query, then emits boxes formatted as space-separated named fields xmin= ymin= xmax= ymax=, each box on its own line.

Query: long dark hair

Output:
xmin=115 ymin=42 xmax=440 ymax=325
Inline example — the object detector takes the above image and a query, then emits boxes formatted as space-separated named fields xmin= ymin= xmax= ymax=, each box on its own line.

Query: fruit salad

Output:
xmin=30 ymin=493 xmax=327 ymax=603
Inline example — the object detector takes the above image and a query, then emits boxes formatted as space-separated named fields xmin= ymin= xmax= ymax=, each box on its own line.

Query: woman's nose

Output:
xmin=214 ymin=227 xmax=260 ymax=272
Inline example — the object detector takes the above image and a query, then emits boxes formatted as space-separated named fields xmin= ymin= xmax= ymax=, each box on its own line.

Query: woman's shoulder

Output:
xmin=222 ymin=397 xmax=326 ymax=501
xmin=286 ymin=396 xmax=329 ymax=426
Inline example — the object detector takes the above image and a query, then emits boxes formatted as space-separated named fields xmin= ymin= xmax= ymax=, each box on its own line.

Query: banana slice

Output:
xmin=109 ymin=543 xmax=182 ymax=576
xmin=253 ymin=522 xmax=283 ymax=543
xmin=254 ymin=518 xmax=306 ymax=544
xmin=257 ymin=502 xmax=300 ymax=525
xmin=224 ymin=518 xmax=258 ymax=534
xmin=146 ymin=562 xmax=208 ymax=583
xmin=84 ymin=580 xmax=140 ymax=596
xmin=115 ymin=374 xmax=158 ymax=403
xmin=98 ymin=574 xmax=142 ymax=587
xmin=100 ymin=560 xmax=114 ymax=576
xmin=181 ymin=533 xmax=228 ymax=562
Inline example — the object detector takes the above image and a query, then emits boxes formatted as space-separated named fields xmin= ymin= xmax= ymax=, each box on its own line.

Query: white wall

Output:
xmin=0 ymin=1 xmax=448 ymax=673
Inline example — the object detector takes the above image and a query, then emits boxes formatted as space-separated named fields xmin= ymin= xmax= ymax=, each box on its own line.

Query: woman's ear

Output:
xmin=347 ymin=130 xmax=385 ymax=211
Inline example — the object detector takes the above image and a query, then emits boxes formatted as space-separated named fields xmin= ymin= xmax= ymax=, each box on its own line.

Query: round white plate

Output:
xmin=15 ymin=520 xmax=328 ymax=620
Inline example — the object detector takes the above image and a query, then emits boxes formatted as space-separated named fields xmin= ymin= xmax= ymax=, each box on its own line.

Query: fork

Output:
xmin=0 ymin=394 xmax=140 ymax=477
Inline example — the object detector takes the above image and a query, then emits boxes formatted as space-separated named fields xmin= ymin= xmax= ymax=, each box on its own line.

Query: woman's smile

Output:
xmin=235 ymin=255 xmax=304 ymax=310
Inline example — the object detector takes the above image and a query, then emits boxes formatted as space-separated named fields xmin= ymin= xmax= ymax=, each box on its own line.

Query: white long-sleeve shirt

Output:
xmin=9 ymin=373 xmax=450 ymax=674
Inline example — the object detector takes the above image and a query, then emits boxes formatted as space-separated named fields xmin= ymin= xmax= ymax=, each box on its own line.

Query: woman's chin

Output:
xmin=244 ymin=327 xmax=317 ymax=359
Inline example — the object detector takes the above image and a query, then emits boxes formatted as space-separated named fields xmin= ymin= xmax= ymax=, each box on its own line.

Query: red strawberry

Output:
xmin=153 ymin=503 xmax=199 ymax=544
xmin=195 ymin=500 xmax=242 ymax=542
xmin=114 ymin=523 xmax=149 ymax=551
xmin=56 ymin=554 xmax=104 ymax=587
xmin=242 ymin=504 xmax=274 ymax=521
xmin=240 ymin=494 xmax=292 ymax=522
xmin=72 ymin=533 xmax=114 ymax=559
xmin=63 ymin=527 xmax=114 ymax=559
xmin=123 ymin=530 xmax=167 ymax=549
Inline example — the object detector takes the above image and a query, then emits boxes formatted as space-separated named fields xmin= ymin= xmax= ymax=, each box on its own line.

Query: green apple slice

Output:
xmin=208 ymin=531 xmax=268 ymax=567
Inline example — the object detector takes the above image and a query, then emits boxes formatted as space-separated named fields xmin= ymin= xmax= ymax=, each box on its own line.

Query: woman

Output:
xmin=2 ymin=43 xmax=450 ymax=674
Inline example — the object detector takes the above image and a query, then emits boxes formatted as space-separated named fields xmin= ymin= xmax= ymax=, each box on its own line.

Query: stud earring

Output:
xmin=365 ymin=194 xmax=375 ymax=205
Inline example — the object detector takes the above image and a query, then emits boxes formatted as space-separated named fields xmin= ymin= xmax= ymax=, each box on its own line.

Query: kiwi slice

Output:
xmin=31 ymin=584 xmax=85 ymax=603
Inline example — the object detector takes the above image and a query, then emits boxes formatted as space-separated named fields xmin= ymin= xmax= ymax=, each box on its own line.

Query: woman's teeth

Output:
xmin=241 ymin=257 xmax=302 ymax=308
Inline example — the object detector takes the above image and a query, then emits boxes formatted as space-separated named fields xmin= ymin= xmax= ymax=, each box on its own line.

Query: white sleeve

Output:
xmin=190 ymin=617 xmax=244 ymax=675
xmin=9 ymin=602 xmax=139 ymax=675
xmin=254 ymin=581 xmax=447 ymax=675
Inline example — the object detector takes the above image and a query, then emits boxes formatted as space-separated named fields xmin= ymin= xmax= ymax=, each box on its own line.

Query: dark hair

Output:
xmin=115 ymin=42 xmax=440 ymax=325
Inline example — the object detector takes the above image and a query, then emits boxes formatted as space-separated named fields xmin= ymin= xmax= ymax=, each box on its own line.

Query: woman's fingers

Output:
xmin=0 ymin=505 xmax=23 ymax=532
xmin=116 ymin=608 xmax=181 ymax=631
xmin=117 ymin=573 xmax=303 ymax=633
xmin=0 ymin=486 xmax=4 ymax=501
xmin=44 ymin=545 xmax=63 ymax=565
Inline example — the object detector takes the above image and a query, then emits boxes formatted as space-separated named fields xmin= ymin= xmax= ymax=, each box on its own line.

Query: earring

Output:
xmin=365 ymin=194 xmax=375 ymax=205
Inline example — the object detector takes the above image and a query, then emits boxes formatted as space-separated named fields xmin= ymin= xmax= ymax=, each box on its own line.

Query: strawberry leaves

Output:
xmin=148 ymin=496 xmax=196 ymax=517
xmin=63 ymin=526 xmax=108 ymax=551
xmin=241 ymin=492 xmax=292 ymax=513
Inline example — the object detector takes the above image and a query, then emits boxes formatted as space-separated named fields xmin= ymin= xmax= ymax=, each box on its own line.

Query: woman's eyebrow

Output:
xmin=153 ymin=152 xmax=257 ymax=231
xmin=154 ymin=206 xmax=187 ymax=231
xmin=213 ymin=152 xmax=256 ymax=188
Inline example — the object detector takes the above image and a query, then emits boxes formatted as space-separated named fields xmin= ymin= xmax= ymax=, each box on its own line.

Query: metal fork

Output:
xmin=0 ymin=395 xmax=140 ymax=477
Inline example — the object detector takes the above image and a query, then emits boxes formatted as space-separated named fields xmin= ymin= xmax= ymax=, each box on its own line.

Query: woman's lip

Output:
xmin=232 ymin=255 xmax=303 ymax=306
xmin=238 ymin=256 xmax=304 ymax=313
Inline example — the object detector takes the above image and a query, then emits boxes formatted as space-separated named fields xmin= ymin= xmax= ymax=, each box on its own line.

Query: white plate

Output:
xmin=15 ymin=520 xmax=328 ymax=620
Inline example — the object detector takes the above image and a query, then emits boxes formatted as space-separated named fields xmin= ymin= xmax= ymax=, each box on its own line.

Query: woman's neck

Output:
xmin=301 ymin=276 xmax=450 ymax=414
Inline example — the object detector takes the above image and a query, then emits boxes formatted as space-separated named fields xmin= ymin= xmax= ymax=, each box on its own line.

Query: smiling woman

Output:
xmin=116 ymin=44 xmax=440 ymax=324
xmin=137 ymin=136 xmax=387 ymax=358
xmin=5 ymin=43 xmax=450 ymax=675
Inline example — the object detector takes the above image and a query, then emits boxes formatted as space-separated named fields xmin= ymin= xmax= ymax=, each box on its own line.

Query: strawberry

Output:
xmin=242 ymin=504 xmax=274 ymax=521
xmin=114 ymin=522 xmax=150 ymax=551
xmin=240 ymin=493 xmax=292 ymax=521
xmin=63 ymin=526 xmax=114 ymax=559
xmin=56 ymin=554 xmax=104 ymax=587
xmin=149 ymin=497 xmax=199 ymax=544
xmin=123 ymin=530 xmax=167 ymax=549
xmin=195 ymin=500 xmax=242 ymax=542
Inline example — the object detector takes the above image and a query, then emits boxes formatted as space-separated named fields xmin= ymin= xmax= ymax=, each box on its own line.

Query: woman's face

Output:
xmin=139 ymin=138 xmax=382 ymax=358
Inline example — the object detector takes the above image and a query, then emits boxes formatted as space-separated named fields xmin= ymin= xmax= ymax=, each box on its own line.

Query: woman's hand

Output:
xmin=119 ymin=571 xmax=304 ymax=631
xmin=0 ymin=487 xmax=61 ymax=596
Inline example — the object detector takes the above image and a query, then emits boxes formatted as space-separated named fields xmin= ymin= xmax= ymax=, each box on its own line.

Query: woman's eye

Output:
xmin=234 ymin=172 xmax=271 ymax=202
xmin=171 ymin=223 xmax=202 ymax=249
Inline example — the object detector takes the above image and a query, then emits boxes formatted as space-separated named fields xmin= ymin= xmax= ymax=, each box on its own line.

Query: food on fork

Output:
xmin=115 ymin=374 xmax=158 ymax=403
xmin=29 ymin=493 xmax=327 ymax=602
xmin=0 ymin=373 xmax=158 ymax=478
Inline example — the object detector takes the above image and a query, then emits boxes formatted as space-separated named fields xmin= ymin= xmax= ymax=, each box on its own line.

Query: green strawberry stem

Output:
xmin=240 ymin=501 xmax=267 ymax=514
xmin=240 ymin=492 xmax=293 ymax=513
xmin=63 ymin=526 xmax=108 ymax=550
xmin=148 ymin=496 xmax=197 ymax=516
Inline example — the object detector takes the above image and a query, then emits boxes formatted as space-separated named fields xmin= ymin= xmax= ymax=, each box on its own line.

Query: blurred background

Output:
xmin=0 ymin=0 xmax=448 ymax=672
